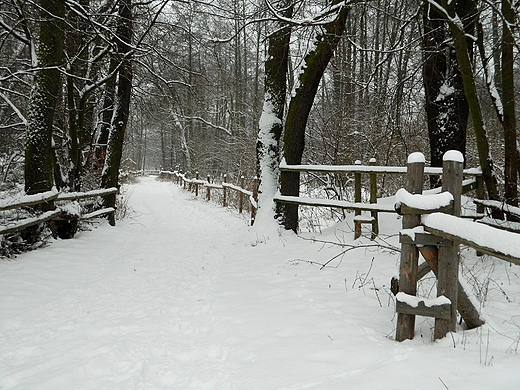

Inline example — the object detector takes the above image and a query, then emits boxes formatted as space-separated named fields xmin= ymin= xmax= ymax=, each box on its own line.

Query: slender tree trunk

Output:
xmin=501 ymin=0 xmax=517 ymax=211
xmin=101 ymin=0 xmax=133 ymax=226
xmin=441 ymin=0 xmax=501 ymax=203
xmin=280 ymin=2 xmax=349 ymax=231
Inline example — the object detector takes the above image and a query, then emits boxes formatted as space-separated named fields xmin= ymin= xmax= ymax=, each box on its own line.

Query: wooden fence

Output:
xmin=393 ymin=151 xmax=520 ymax=342
xmin=159 ymin=170 xmax=258 ymax=225
xmin=0 ymin=187 xmax=118 ymax=236
xmin=275 ymin=158 xmax=484 ymax=239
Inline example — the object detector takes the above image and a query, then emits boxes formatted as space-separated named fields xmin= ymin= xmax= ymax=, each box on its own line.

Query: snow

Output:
xmin=407 ymin=152 xmax=425 ymax=164
xmin=443 ymin=150 xmax=464 ymax=163
xmin=423 ymin=212 xmax=520 ymax=259
xmin=1 ymin=177 xmax=520 ymax=389
xmin=396 ymin=292 xmax=451 ymax=308
xmin=395 ymin=188 xmax=453 ymax=210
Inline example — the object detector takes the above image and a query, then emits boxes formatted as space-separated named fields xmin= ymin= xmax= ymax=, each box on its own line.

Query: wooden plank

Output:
xmin=0 ymin=210 xmax=61 ymax=235
xmin=56 ymin=187 xmax=118 ymax=201
xmin=474 ymin=199 xmax=520 ymax=219
xmin=396 ymin=154 xmax=424 ymax=342
xmin=0 ymin=191 xmax=58 ymax=211
xmin=273 ymin=194 xmax=395 ymax=212
xmin=396 ymin=202 xmax=453 ymax=216
xmin=418 ymin=245 xmax=484 ymax=329
xmin=279 ymin=162 xmax=482 ymax=176
xmin=80 ymin=207 xmax=116 ymax=220
xmin=399 ymin=232 xmax=452 ymax=247
xmin=396 ymin=300 xmax=452 ymax=320
xmin=423 ymin=213 xmax=520 ymax=266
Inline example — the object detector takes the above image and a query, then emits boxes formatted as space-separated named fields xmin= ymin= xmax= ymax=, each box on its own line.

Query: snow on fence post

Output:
xmin=434 ymin=151 xmax=463 ymax=340
xmin=354 ymin=160 xmax=362 ymax=239
xmin=251 ymin=176 xmax=258 ymax=225
xmin=206 ymin=175 xmax=211 ymax=201
xmin=239 ymin=176 xmax=245 ymax=213
xmin=396 ymin=152 xmax=425 ymax=342
xmin=223 ymin=174 xmax=228 ymax=207
xmin=369 ymin=158 xmax=379 ymax=240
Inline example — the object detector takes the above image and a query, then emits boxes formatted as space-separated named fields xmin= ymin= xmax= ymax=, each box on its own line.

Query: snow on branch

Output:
xmin=265 ymin=0 xmax=351 ymax=27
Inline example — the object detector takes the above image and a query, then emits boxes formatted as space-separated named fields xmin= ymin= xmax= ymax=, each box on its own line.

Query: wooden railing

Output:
xmin=393 ymin=151 xmax=520 ymax=342
xmin=0 ymin=187 xmax=118 ymax=235
xmin=275 ymin=158 xmax=484 ymax=239
xmin=159 ymin=170 xmax=258 ymax=225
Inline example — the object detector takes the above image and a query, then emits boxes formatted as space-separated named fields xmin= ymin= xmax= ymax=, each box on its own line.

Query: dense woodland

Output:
xmin=1 ymin=0 xmax=520 ymax=234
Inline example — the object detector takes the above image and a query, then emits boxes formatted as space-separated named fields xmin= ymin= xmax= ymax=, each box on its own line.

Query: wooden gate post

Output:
xmin=434 ymin=151 xmax=463 ymax=340
xmin=396 ymin=152 xmax=425 ymax=342
xmin=206 ymin=175 xmax=211 ymax=201
xmin=354 ymin=160 xmax=362 ymax=239
xmin=369 ymin=158 xmax=379 ymax=240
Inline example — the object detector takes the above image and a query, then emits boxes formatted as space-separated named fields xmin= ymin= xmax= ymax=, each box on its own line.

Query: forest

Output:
xmin=1 ymin=0 xmax=519 ymax=236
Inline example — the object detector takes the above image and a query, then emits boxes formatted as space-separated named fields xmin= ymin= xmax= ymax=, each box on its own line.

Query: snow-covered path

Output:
xmin=1 ymin=177 xmax=520 ymax=389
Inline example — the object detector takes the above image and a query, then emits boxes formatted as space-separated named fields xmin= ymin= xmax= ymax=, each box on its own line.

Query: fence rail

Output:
xmin=276 ymin=159 xmax=484 ymax=239
xmin=0 ymin=187 xmax=118 ymax=236
xmin=160 ymin=170 xmax=258 ymax=225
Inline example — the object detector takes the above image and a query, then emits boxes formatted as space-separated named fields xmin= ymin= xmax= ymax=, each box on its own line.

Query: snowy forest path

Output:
xmin=0 ymin=176 xmax=247 ymax=389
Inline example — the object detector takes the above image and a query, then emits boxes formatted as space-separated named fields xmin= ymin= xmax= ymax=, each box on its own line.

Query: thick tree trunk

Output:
xmin=280 ymin=2 xmax=349 ymax=231
xmin=25 ymin=0 xmax=65 ymax=197
xmin=101 ymin=0 xmax=133 ymax=226
xmin=422 ymin=0 xmax=474 ymax=187
xmin=255 ymin=1 xmax=293 ymax=226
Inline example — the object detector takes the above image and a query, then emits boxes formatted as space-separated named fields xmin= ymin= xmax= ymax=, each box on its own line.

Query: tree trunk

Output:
xmin=422 ymin=0 xmax=473 ymax=187
xmin=25 ymin=0 xmax=65 ymax=196
xmin=255 ymin=0 xmax=293 ymax=226
xmin=101 ymin=0 xmax=133 ymax=226
xmin=442 ymin=0 xmax=501 ymax=204
xmin=280 ymin=2 xmax=349 ymax=231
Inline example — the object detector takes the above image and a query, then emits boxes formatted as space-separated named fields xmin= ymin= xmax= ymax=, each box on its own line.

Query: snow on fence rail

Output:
xmin=0 ymin=187 xmax=118 ymax=236
xmin=160 ymin=170 xmax=258 ymax=225
xmin=276 ymin=158 xmax=484 ymax=239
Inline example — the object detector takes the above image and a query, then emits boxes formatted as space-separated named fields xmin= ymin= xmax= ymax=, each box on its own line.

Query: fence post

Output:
xmin=223 ymin=174 xmax=227 ymax=207
xmin=369 ymin=158 xmax=379 ymax=240
xmin=354 ymin=160 xmax=362 ymax=239
xmin=206 ymin=175 xmax=211 ymax=201
xmin=434 ymin=151 xmax=463 ymax=340
xmin=251 ymin=176 xmax=258 ymax=225
xmin=239 ymin=175 xmax=245 ymax=213
xmin=195 ymin=171 xmax=199 ymax=197
xmin=396 ymin=152 xmax=425 ymax=342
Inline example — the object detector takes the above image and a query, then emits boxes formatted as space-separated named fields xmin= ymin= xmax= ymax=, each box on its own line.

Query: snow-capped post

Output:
xmin=223 ymin=174 xmax=228 ymax=207
xmin=206 ymin=175 xmax=211 ymax=201
xmin=434 ymin=150 xmax=463 ymax=340
xmin=396 ymin=152 xmax=425 ymax=342
xmin=369 ymin=158 xmax=378 ymax=239
xmin=238 ymin=176 xmax=245 ymax=213
xmin=354 ymin=160 xmax=362 ymax=239
xmin=251 ymin=176 xmax=258 ymax=225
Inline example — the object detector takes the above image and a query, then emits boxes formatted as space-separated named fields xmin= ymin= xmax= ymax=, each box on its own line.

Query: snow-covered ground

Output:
xmin=1 ymin=176 xmax=519 ymax=389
